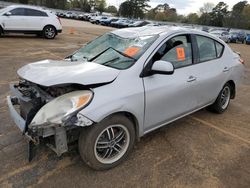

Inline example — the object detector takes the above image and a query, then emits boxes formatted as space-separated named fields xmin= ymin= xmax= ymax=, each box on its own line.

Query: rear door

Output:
xmin=25 ymin=8 xmax=48 ymax=31
xmin=190 ymin=34 xmax=228 ymax=106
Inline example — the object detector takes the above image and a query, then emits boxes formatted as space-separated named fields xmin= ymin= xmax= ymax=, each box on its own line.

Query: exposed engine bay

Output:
xmin=9 ymin=79 xmax=95 ymax=160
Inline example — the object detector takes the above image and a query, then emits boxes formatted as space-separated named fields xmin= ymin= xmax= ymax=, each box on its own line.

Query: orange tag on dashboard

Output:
xmin=176 ymin=47 xmax=185 ymax=61
xmin=124 ymin=47 xmax=140 ymax=57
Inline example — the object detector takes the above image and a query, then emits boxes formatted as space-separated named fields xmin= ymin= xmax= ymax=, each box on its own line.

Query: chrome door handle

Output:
xmin=223 ymin=67 xmax=230 ymax=72
xmin=187 ymin=76 xmax=197 ymax=82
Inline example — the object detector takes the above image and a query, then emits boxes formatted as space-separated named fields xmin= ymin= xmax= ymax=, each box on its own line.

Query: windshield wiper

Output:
xmin=89 ymin=47 xmax=112 ymax=62
xmin=88 ymin=47 xmax=137 ymax=62
xmin=102 ymin=57 xmax=120 ymax=66
xmin=109 ymin=47 xmax=137 ymax=61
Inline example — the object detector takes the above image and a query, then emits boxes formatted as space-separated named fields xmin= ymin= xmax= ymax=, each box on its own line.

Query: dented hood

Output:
xmin=17 ymin=60 xmax=120 ymax=87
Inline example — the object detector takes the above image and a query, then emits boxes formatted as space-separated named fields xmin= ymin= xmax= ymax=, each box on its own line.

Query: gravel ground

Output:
xmin=0 ymin=19 xmax=249 ymax=188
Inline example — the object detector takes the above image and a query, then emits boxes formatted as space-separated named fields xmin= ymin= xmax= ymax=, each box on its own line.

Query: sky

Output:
xmin=107 ymin=0 xmax=250 ymax=15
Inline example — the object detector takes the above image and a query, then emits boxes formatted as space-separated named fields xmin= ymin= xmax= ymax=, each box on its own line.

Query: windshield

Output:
xmin=71 ymin=33 xmax=158 ymax=70
xmin=0 ymin=7 xmax=7 ymax=14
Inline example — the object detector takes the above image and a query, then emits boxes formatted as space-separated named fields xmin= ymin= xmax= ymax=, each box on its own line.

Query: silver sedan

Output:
xmin=7 ymin=26 xmax=244 ymax=170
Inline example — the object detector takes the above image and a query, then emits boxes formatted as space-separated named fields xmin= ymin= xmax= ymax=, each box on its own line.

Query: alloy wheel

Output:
xmin=94 ymin=124 xmax=130 ymax=164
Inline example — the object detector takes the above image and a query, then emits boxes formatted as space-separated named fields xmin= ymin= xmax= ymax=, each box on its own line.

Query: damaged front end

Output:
xmin=7 ymin=79 xmax=94 ymax=161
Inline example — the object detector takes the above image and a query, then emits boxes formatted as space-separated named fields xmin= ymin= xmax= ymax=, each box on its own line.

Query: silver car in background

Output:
xmin=210 ymin=31 xmax=230 ymax=43
xmin=7 ymin=26 xmax=244 ymax=170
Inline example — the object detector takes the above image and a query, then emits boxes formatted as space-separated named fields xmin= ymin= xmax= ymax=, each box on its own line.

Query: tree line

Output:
xmin=3 ymin=0 xmax=250 ymax=29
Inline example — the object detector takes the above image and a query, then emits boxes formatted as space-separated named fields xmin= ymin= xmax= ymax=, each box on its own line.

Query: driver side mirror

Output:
xmin=4 ymin=12 xmax=12 ymax=16
xmin=151 ymin=60 xmax=174 ymax=75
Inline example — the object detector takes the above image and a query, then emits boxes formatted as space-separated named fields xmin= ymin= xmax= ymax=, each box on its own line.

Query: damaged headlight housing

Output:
xmin=30 ymin=90 xmax=93 ymax=127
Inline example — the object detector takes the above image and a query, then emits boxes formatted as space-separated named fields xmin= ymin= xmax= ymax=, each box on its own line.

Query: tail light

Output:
xmin=239 ymin=58 xmax=245 ymax=65
xmin=57 ymin=17 xmax=61 ymax=25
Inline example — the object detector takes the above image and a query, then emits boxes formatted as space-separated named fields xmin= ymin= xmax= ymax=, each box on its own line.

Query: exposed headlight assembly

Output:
xmin=30 ymin=90 xmax=93 ymax=127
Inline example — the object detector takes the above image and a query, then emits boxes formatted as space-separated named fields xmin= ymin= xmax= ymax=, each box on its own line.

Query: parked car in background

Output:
xmin=229 ymin=31 xmax=246 ymax=43
xmin=246 ymin=34 xmax=250 ymax=45
xmin=128 ymin=20 xmax=149 ymax=27
xmin=210 ymin=31 xmax=230 ymax=43
xmin=7 ymin=26 xmax=244 ymax=170
xmin=0 ymin=5 xmax=62 ymax=39
xmin=100 ymin=17 xmax=118 ymax=26
xmin=90 ymin=16 xmax=108 ymax=24
xmin=65 ymin=11 xmax=74 ymax=18
xmin=96 ymin=16 xmax=108 ymax=24
xmin=118 ymin=20 xmax=134 ymax=28
xmin=110 ymin=18 xmax=127 ymax=28
xmin=86 ymin=13 xmax=99 ymax=21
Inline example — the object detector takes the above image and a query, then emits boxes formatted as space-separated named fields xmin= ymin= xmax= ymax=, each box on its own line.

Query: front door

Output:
xmin=143 ymin=34 xmax=199 ymax=132
xmin=2 ymin=8 xmax=27 ymax=31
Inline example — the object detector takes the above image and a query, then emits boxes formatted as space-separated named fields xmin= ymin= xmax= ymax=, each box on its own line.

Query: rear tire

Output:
xmin=208 ymin=83 xmax=231 ymax=114
xmin=78 ymin=115 xmax=135 ymax=170
xmin=43 ymin=25 xmax=56 ymax=39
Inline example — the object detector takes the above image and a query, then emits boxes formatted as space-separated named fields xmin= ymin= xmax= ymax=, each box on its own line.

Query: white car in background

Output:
xmin=210 ymin=31 xmax=230 ymax=43
xmin=0 ymin=5 xmax=62 ymax=39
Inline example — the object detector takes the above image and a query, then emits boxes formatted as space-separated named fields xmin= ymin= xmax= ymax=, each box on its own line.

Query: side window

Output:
xmin=26 ymin=8 xmax=47 ymax=17
xmin=215 ymin=41 xmax=224 ymax=58
xmin=196 ymin=35 xmax=217 ymax=62
xmin=152 ymin=35 xmax=193 ymax=69
xmin=10 ymin=8 xmax=25 ymax=16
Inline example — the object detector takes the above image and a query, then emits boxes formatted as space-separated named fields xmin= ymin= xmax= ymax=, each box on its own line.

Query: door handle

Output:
xmin=187 ymin=76 xmax=197 ymax=82
xmin=223 ymin=67 xmax=230 ymax=72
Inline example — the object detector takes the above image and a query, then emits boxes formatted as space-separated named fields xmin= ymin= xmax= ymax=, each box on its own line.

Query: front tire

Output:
xmin=78 ymin=115 xmax=135 ymax=170
xmin=208 ymin=83 xmax=231 ymax=114
xmin=43 ymin=25 xmax=56 ymax=39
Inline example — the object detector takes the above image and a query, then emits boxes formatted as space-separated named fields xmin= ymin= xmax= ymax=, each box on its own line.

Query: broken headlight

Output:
xmin=30 ymin=90 xmax=93 ymax=127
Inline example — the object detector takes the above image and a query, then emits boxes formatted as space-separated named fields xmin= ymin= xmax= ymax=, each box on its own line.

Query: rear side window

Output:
xmin=25 ymin=8 xmax=48 ymax=17
xmin=196 ymin=35 xmax=217 ymax=62
xmin=10 ymin=8 xmax=25 ymax=16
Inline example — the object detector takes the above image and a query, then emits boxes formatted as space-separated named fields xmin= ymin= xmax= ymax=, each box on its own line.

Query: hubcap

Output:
xmin=220 ymin=86 xmax=230 ymax=109
xmin=94 ymin=124 xmax=130 ymax=164
xmin=45 ymin=27 xmax=55 ymax=38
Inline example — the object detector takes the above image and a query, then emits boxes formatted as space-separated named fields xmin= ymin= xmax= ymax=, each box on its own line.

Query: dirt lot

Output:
xmin=0 ymin=19 xmax=250 ymax=188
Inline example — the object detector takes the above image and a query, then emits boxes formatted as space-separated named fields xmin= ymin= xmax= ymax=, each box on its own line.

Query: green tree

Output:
xmin=106 ymin=5 xmax=117 ymax=14
xmin=242 ymin=5 xmax=250 ymax=29
xmin=119 ymin=1 xmax=133 ymax=18
xmin=119 ymin=0 xmax=149 ymax=19
xmin=228 ymin=1 xmax=248 ymax=28
xmin=96 ymin=0 xmax=106 ymax=13
xmin=184 ymin=13 xmax=199 ymax=24
xmin=210 ymin=2 xmax=229 ymax=27
xmin=198 ymin=13 xmax=212 ymax=25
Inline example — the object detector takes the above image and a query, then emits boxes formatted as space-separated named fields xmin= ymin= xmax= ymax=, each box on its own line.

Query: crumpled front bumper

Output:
xmin=7 ymin=96 xmax=26 ymax=133
xmin=7 ymin=95 xmax=69 ymax=160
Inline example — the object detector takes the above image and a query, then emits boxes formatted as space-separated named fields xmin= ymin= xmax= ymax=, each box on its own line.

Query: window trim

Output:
xmin=25 ymin=8 xmax=48 ymax=17
xmin=10 ymin=7 xmax=48 ymax=17
xmin=193 ymin=34 xmax=225 ymax=64
xmin=150 ymin=34 xmax=194 ymax=69
xmin=140 ymin=33 xmax=197 ymax=77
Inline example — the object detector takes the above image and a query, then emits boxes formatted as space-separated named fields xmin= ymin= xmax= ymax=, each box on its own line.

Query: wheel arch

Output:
xmin=43 ymin=24 xmax=57 ymax=34
xmin=227 ymin=80 xmax=236 ymax=99
xmin=0 ymin=25 xmax=3 ymax=33
xmin=100 ymin=111 xmax=140 ymax=141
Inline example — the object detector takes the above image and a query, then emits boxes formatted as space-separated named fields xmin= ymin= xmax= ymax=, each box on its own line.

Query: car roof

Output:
xmin=111 ymin=26 xmax=205 ymax=38
xmin=7 ymin=5 xmax=46 ymax=11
